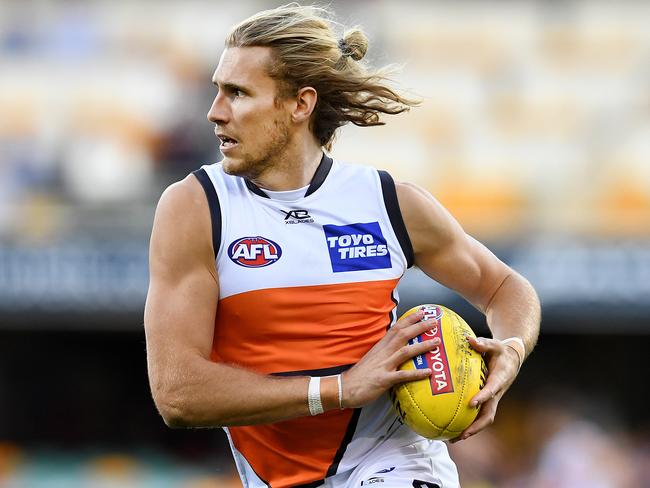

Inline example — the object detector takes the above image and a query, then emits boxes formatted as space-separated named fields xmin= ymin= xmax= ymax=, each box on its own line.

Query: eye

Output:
xmin=234 ymin=88 xmax=245 ymax=97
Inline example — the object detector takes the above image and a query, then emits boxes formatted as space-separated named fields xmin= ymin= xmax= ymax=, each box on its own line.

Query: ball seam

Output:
xmin=403 ymin=381 xmax=446 ymax=432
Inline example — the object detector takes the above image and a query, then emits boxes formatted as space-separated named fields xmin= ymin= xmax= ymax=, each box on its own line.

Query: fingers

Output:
xmin=466 ymin=337 xmax=501 ymax=407
xmin=469 ymin=378 xmax=500 ymax=408
xmin=400 ymin=317 xmax=440 ymax=344
xmin=470 ymin=359 xmax=508 ymax=407
xmin=387 ymin=316 xmax=438 ymax=350
xmin=393 ymin=309 xmax=425 ymax=330
xmin=451 ymin=396 xmax=498 ymax=442
xmin=466 ymin=336 xmax=517 ymax=408
xmin=391 ymin=337 xmax=440 ymax=367
xmin=466 ymin=335 xmax=499 ymax=354
xmin=392 ymin=367 xmax=433 ymax=384
xmin=447 ymin=337 xmax=516 ymax=443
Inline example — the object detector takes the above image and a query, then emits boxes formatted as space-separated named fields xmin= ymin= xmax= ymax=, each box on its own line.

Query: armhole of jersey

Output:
xmin=192 ymin=168 xmax=222 ymax=259
xmin=378 ymin=170 xmax=415 ymax=268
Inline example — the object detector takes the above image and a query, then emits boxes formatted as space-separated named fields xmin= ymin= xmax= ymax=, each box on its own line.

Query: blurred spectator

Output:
xmin=524 ymin=392 xmax=639 ymax=488
xmin=448 ymin=431 xmax=506 ymax=487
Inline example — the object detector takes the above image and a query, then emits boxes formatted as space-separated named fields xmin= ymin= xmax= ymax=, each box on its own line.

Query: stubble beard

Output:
xmin=222 ymin=117 xmax=291 ymax=181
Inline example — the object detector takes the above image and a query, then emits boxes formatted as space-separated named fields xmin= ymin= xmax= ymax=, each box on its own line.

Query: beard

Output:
xmin=221 ymin=116 xmax=291 ymax=180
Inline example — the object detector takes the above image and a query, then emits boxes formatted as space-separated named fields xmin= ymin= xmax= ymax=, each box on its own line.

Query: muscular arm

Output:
xmin=145 ymin=176 xmax=315 ymax=427
xmin=396 ymin=181 xmax=541 ymax=437
xmin=396 ymin=182 xmax=540 ymax=353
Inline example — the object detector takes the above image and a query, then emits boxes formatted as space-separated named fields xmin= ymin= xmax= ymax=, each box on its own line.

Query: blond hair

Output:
xmin=226 ymin=3 xmax=419 ymax=150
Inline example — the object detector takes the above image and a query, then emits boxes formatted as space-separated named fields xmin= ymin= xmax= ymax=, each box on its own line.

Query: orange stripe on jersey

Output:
xmin=211 ymin=278 xmax=399 ymax=485
xmin=229 ymin=409 xmax=358 ymax=487
xmin=211 ymin=278 xmax=400 ymax=373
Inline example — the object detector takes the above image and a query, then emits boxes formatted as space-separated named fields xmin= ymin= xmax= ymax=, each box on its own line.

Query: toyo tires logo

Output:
xmin=228 ymin=236 xmax=282 ymax=268
xmin=322 ymin=221 xmax=391 ymax=273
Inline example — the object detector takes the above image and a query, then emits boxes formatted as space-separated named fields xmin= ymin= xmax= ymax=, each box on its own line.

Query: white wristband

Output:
xmin=501 ymin=337 xmax=525 ymax=369
xmin=337 ymin=374 xmax=343 ymax=409
xmin=308 ymin=377 xmax=324 ymax=416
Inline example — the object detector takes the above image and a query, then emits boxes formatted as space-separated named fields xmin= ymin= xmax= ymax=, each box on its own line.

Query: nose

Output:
xmin=207 ymin=92 xmax=229 ymax=124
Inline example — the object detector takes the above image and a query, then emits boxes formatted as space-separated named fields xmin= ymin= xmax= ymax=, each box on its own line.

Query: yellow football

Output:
xmin=390 ymin=304 xmax=487 ymax=440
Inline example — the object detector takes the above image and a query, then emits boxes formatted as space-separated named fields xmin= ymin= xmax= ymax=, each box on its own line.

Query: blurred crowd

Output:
xmin=449 ymin=393 xmax=650 ymax=487
xmin=1 ymin=0 xmax=649 ymax=242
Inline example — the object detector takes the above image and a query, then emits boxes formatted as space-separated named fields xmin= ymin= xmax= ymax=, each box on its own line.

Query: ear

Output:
xmin=291 ymin=86 xmax=317 ymax=123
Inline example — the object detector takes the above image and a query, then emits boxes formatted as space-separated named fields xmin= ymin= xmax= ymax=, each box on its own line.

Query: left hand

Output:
xmin=450 ymin=336 xmax=520 ymax=442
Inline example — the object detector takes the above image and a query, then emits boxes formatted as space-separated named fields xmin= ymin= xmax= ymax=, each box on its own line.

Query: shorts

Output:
xmin=322 ymin=439 xmax=460 ymax=488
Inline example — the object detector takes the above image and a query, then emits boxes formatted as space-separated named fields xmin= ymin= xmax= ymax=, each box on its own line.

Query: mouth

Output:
xmin=217 ymin=133 xmax=238 ymax=151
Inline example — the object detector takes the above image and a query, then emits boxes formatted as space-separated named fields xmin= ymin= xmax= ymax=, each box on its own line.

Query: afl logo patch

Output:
xmin=228 ymin=236 xmax=282 ymax=268
xmin=420 ymin=305 xmax=443 ymax=321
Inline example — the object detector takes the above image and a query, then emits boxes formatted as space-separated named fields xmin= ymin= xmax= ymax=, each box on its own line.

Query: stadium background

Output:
xmin=1 ymin=0 xmax=649 ymax=486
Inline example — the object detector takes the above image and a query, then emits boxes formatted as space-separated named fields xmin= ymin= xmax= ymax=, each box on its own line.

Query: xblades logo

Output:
xmin=282 ymin=209 xmax=310 ymax=220
xmin=361 ymin=478 xmax=385 ymax=485
xmin=281 ymin=209 xmax=314 ymax=224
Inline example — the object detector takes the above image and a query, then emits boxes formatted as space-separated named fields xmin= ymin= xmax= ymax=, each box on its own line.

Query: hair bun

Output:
xmin=340 ymin=28 xmax=368 ymax=61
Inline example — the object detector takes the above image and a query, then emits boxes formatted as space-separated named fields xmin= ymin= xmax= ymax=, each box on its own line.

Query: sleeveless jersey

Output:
xmin=194 ymin=155 xmax=432 ymax=488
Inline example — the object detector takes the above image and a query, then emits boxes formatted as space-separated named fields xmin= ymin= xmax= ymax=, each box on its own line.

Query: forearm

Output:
xmin=484 ymin=272 xmax=541 ymax=360
xmin=152 ymin=355 xmax=340 ymax=428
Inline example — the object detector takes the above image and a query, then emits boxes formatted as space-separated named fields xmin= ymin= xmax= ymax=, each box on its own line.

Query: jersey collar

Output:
xmin=244 ymin=153 xmax=333 ymax=199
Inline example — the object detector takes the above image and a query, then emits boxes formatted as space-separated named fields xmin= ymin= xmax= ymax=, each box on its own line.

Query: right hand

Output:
xmin=341 ymin=310 xmax=440 ymax=408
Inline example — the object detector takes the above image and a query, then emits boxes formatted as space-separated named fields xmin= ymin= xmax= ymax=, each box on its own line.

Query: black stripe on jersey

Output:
xmin=378 ymin=170 xmax=415 ymax=268
xmin=245 ymin=178 xmax=270 ymax=198
xmin=192 ymin=168 xmax=222 ymax=258
xmin=305 ymin=153 xmax=333 ymax=197
xmin=243 ymin=152 xmax=333 ymax=199
xmin=387 ymin=290 xmax=399 ymax=331
xmin=293 ymin=409 xmax=362 ymax=488
xmin=271 ymin=364 xmax=353 ymax=378
xmin=295 ymin=481 xmax=324 ymax=488
xmin=326 ymin=408 xmax=362 ymax=478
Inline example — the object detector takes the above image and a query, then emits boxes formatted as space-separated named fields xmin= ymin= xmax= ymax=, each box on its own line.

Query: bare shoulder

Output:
xmin=150 ymin=174 xmax=215 ymax=279
xmin=156 ymin=174 xmax=208 ymax=220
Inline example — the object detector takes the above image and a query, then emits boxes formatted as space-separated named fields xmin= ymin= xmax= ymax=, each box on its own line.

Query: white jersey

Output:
xmin=193 ymin=155 xmax=457 ymax=488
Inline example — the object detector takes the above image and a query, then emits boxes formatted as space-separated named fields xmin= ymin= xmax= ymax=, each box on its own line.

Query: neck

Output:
xmin=250 ymin=138 xmax=323 ymax=191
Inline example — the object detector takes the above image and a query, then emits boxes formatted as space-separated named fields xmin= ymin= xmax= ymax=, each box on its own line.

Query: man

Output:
xmin=144 ymin=5 xmax=540 ymax=488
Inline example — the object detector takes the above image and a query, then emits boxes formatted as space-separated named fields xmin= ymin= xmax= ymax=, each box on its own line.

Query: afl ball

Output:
xmin=390 ymin=304 xmax=487 ymax=440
